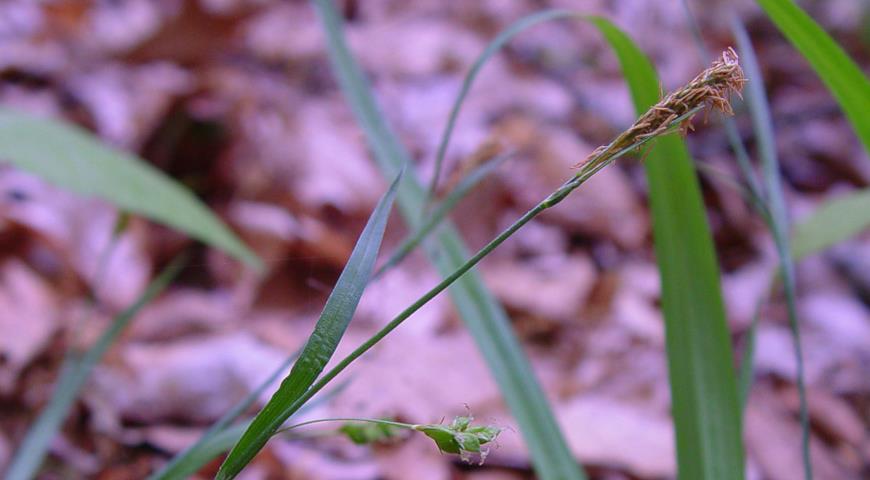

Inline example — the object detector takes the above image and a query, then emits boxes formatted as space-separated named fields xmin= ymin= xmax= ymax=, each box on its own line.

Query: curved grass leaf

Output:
xmin=590 ymin=17 xmax=745 ymax=480
xmin=0 ymin=109 xmax=262 ymax=271
xmin=216 ymin=171 xmax=402 ymax=479
xmin=311 ymin=3 xmax=585 ymax=478
xmin=6 ymin=255 xmax=186 ymax=480
xmin=756 ymin=0 xmax=870 ymax=154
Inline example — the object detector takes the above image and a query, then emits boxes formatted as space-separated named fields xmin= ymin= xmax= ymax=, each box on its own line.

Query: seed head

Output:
xmin=577 ymin=48 xmax=745 ymax=167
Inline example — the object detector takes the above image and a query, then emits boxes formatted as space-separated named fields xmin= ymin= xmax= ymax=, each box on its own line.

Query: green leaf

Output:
xmin=216 ymin=171 xmax=402 ymax=479
xmin=310 ymin=3 xmax=585 ymax=479
xmin=792 ymin=189 xmax=870 ymax=259
xmin=0 ymin=109 xmax=262 ymax=271
xmin=6 ymin=255 xmax=186 ymax=480
xmin=756 ymin=0 xmax=870 ymax=154
xmin=590 ymin=17 xmax=745 ymax=480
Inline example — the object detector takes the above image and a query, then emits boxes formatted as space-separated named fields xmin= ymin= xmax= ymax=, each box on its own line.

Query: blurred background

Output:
xmin=0 ymin=0 xmax=868 ymax=479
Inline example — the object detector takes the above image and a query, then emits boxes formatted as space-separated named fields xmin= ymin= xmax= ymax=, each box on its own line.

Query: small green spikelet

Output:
xmin=414 ymin=415 xmax=502 ymax=464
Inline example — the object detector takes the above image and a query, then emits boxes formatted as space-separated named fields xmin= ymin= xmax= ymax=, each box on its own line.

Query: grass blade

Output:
xmin=756 ymin=0 xmax=870 ymax=154
xmin=0 ymin=109 xmax=262 ymax=271
xmin=375 ymin=151 xmax=512 ymax=277
xmin=792 ymin=189 xmax=870 ymax=259
xmin=216 ymin=171 xmax=402 ymax=479
xmin=590 ymin=18 xmax=745 ymax=480
xmin=6 ymin=255 xmax=187 ymax=480
xmin=311 ymin=3 xmax=586 ymax=478
xmin=733 ymin=18 xmax=811 ymax=478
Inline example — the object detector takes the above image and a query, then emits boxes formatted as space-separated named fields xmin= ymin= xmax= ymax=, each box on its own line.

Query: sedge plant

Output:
xmin=217 ymin=49 xmax=746 ymax=479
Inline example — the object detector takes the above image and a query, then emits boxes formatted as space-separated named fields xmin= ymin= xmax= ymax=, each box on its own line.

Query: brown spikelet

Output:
xmin=575 ymin=48 xmax=745 ymax=167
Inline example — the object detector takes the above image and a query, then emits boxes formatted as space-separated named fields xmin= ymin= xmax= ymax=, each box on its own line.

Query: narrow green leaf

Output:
xmin=792 ymin=189 xmax=870 ymax=259
xmin=756 ymin=0 xmax=870 ymax=154
xmin=216 ymin=171 xmax=402 ymax=479
xmin=6 ymin=255 xmax=186 ymax=480
xmin=0 ymin=109 xmax=262 ymax=271
xmin=590 ymin=17 xmax=745 ymax=480
xmin=311 ymin=3 xmax=585 ymax=478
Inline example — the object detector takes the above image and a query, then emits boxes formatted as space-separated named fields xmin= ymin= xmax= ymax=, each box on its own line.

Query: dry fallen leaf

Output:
xmin=483 ymin=253 xmax=596 ymax=323
xmin=745 ymin=390 xmax=858 ymax=480
xmin=0 ymin=260 xmax=58 ymax=392
xmin=84 ymin=333 xmax=288 ymax=428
